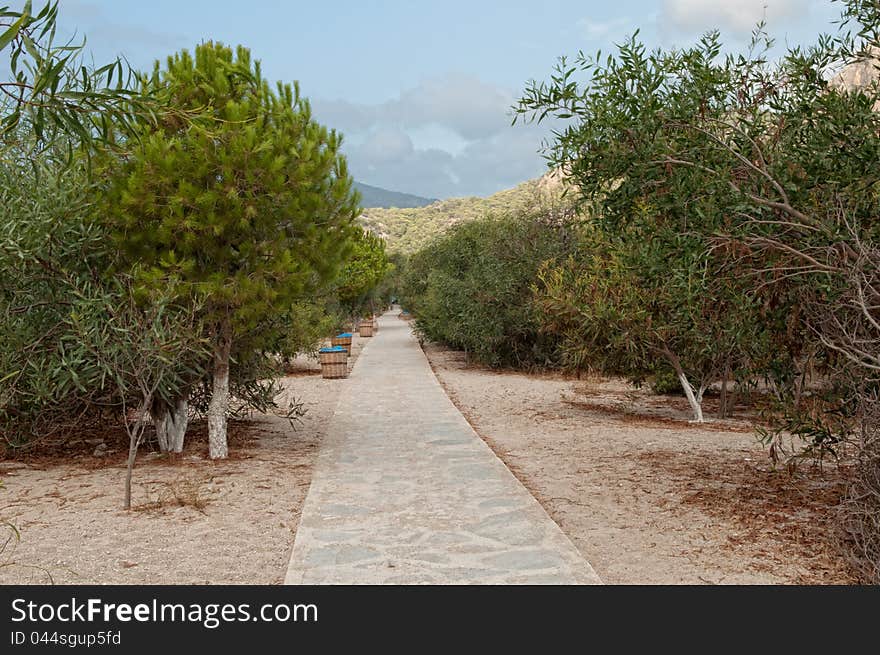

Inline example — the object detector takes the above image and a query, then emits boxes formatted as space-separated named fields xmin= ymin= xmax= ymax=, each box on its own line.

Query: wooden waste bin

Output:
xmin=358 ymin=320 xmax=374 ymax=337
xmin=330 ymin=332 xmax=353 ymax=355
xmin=319 ymin=347 xmax=348 ymax=378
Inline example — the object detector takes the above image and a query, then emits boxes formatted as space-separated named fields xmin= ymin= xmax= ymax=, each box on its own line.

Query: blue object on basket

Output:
xmin=319 ymin=346 xmax=346 ymax=353
xmin=337 ymin=332 xmax=353 ymax=338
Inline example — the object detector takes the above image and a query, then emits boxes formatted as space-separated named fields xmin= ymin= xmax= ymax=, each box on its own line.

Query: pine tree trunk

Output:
xmin=151 ymin=401 xmax=171 ymax=453
xmin=151 ymin=398 xmax=189 ymax=453
xmin=208 ymin=320 xmax=232 ymax=460
xmin=168 ymin=397 xmax=188 ymax=452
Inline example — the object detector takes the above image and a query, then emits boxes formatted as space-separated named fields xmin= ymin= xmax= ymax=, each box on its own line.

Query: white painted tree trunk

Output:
xmin=207 ymin=323 xmax=232 ymax=460
xmin=676 ymin=369 xmax=705 ymax=423
xmin=152 ymin=398 xmax=189 ymax=453
xmin=661 ymin=345 xmax=705 ymax=423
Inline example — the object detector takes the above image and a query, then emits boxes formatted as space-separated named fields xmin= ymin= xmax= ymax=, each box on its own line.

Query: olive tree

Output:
xmin=518 ymin=0 xmax=880 ymax=576
xmin=400 ymin=206 xmax=579 ymax=369
xmin=1 ymin=1 xmax=151 ymax=149
xmin=516 ymin=33 xmax=766 ymax=420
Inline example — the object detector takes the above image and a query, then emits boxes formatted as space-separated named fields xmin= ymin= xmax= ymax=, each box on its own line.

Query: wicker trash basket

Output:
xmin=358 ymin=321 xmax=374 ymax=337
xmin=319 ymin=346 xmax=348 ymax=378
xmin=330 ymin=332 xmax=353 ymax=354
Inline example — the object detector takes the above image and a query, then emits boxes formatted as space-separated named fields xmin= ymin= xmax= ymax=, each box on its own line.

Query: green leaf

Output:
xmin=20 ymin=32 xmax=41 ymax=64
xmin=0 ymin=10 xmax=27 ymax=51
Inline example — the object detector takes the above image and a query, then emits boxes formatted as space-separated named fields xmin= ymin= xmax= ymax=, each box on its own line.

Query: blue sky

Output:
xmin=45 ymin=0 xmax=840 ymax=198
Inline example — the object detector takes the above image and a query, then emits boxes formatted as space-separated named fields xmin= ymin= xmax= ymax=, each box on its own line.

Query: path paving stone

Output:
xmin=285 ymin=310 xmax=601 ymax=584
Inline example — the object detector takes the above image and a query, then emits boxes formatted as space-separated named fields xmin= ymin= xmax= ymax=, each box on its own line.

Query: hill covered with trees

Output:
xmin=359 ymin=170 xmax=566 ymax=253
xmin=353 ymin=181 xmax=437 ymax=209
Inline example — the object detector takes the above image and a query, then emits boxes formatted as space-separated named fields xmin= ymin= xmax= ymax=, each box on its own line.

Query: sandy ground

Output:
xmin=0 ymin=321 xmax=855 ymax=585
xmin=424 ymin=342 xmax=855 ymax=585
xmin=0 ymin=337 xmax=366 ymax=585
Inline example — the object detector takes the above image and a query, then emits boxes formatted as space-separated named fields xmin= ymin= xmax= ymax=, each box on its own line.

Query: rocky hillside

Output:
xmin=830 ymin=46 xmax=880 ymax=109
xmin=360 ymin=170 xmax=568 ymax=253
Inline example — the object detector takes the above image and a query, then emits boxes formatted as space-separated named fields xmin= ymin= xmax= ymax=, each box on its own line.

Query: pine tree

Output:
xmin=334 ymin=228 xmax=392 ymax=321
xmin=108 ymin=42 xmax=360 ymax=458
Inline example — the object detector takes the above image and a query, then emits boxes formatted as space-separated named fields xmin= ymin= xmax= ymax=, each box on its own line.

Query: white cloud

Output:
xmin=357 ymin=127 xmax=414 ymax=163
xmin=342 ymin=127 xmax=552 ymax=200
xmin=313 ymin=75 xmax=555 ymax=198
xmin=315 ymin=73 xmax=515 ymax=143
xmin=662 ymin=0 xmax=804 ymax=34
xmin=57 ymin=0 xmax=188 ymax=61
xmin=577 ymin=17 xmax=631 ymax=40
xmin=388 ymin=73 xmax=514 ymax=141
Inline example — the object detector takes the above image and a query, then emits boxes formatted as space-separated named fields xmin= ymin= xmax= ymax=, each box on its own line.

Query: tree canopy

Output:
xmin=105 ymin=41 xmax=361 ymax=458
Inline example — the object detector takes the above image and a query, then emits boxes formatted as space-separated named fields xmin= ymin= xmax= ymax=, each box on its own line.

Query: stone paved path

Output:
xmin=285 ymin=310 xmax=601 ymax=584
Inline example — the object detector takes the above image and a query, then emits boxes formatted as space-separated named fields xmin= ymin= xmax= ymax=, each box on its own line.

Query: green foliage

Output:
xmin=537 ymin=218 xmax=764 ymax=417
xmin=514 ymin=3 xmax=880 ymax=422
xmin=0 ymin=150 xmax=206 ymax=448
xmin=401 ymin=204 xmax=579 ymax=369
xmin=110 ymin=42 xmax=358 ymax=327
xmin=105 ymin=42 xmax=360 ymax=389
xmin=332 ymin=228 xmax=393 ymax=320
xmin=0 ymin=7 xmax=207 ymax=452
xmin=0 ymin=18 xmax=368 ymax=458
xmin=0 ymin=153 xmax=109 ymax=439
xmin=651 ymin=368 xmax=684 ymax=395
xmin=1 ymin=1 xmax=153 ymax=150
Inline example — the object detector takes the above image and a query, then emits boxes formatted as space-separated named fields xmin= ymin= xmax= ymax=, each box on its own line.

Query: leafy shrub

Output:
xmin=0 ymin=152 xmax=210 ymax=451
xmin=400 ymin=204 xmax=578 ymax=369
xmin=651 ymin=368 xmax=683 ymax=395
